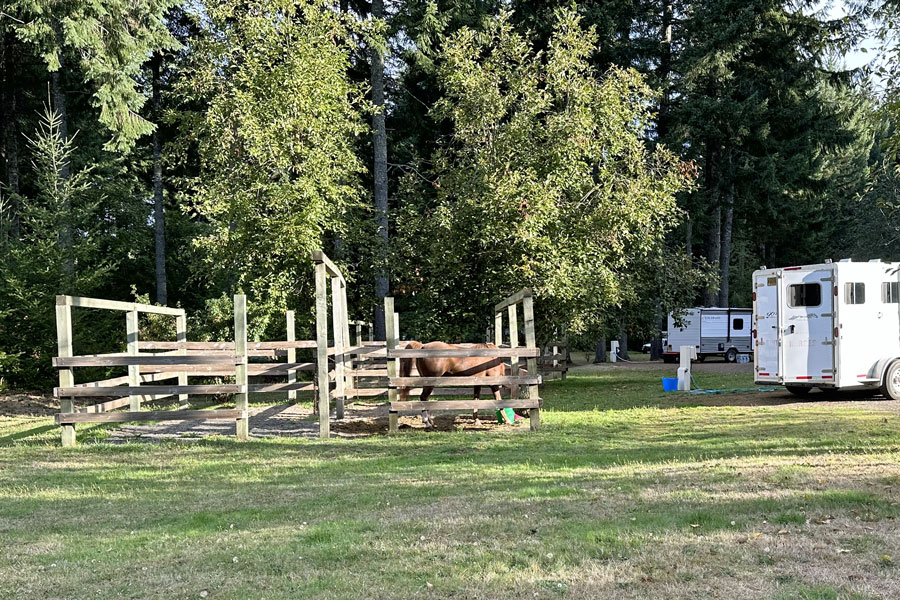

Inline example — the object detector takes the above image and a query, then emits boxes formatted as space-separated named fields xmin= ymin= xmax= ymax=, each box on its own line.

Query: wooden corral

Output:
xmin=52 ymin=293 xmax=321 ymax=446
xmin=51 ymin=255 xmax=547 ymax=444
xmin=52 ymin=251 xmax=370 ymax=446
xmin=383 ymin=288 xmax=543 ymax=433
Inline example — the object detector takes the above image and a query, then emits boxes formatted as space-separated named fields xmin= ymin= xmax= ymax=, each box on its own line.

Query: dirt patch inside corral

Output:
xmin=0 ymin=392 xmax=59 ymax=417
xmin=95 ymin=401 xmax=521 ymax=442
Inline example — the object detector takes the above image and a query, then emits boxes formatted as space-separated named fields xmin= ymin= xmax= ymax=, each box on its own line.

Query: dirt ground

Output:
xmin=0 ymin=393 xmax=519 ymax=441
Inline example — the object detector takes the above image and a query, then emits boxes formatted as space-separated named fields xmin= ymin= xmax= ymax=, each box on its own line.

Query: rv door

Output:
xmin=782 ymin=269 xmax=834 ymax=383
xmin=754 ymin=273 xmax=780 ymax=381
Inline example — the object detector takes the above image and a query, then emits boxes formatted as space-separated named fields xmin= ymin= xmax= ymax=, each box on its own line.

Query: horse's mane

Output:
xmin=473 ymin=343 xmax=497 ymax=349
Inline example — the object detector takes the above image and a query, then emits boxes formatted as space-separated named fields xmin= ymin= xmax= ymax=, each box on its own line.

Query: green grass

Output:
xmin=2 ymin=365 xmax=900 ymax=599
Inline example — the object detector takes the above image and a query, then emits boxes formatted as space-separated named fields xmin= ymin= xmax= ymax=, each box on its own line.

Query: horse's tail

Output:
xmin=398 ymin=340 xmax=422 ymax=400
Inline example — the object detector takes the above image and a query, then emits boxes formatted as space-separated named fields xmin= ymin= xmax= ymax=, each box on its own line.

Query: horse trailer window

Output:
xmin=883 ymin=282 xmax=899 ymax=304
xmin=732 ymin=318 xmax=744 ymax=331
xmin=844 ymin=282 xmax=865 ymax=305
xmin=788 ymin=283 xmax=821 ymax=307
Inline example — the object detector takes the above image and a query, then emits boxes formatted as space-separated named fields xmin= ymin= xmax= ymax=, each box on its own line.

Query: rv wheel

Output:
xmin=785 ymin=386 xmax=811 ymax=397
xmin=880 ymin=361 xmax=900 ymax=400
xmin=725 ymin=348 xmax=738 ymax=363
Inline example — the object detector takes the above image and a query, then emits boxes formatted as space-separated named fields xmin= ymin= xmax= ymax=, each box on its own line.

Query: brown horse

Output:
xmin=399 ymin=341 xmax=512 ymax=428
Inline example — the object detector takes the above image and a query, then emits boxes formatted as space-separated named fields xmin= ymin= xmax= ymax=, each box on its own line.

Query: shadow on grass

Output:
xmin=0 ymin=422 xmax=58 ymax=445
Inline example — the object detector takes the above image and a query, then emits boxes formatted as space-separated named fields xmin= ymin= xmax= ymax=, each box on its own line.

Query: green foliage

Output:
xmin=0 ymin=104 xmax=116 ymax=384
xmin=393 ymin=8 xmax=694 ymax=339
xmin=11 ymin=0 xmax=180 ymax=151
xmin=180 ymin=0 xmax=374 ymax=334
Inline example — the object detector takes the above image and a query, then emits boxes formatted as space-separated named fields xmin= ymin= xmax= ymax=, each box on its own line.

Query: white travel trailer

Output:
xmin=664 ymin=307 xmax=754 ymax=363
xmin=753 ymin=259 xmax=900 ymax=398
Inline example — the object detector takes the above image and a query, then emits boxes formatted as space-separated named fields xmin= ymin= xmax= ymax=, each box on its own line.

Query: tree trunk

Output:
xmin=371 ymin=0 xmax=389 ymax=341
xmin=718 ymin=150 xmax=735 ymax=308
xmin=656 ymin=0 xmax=674 ymax=140
xmin=151 ymin=52 xmax=167 ymax=305
xmin=50 ymin=32 xmax=73 ymax=285
xmin=685 ymin=213 xmax=692 ymax=256
xmin=1 ymin=31 xmax=21 ymax=237
xmin=594 ymin=340 xmax=607 ymax=363
xmin=650 ymin=308 xmax=664 ymax=361
xmin=704 ymin=140 xmax=720 ymax=306
xmin=617 ymin=320 xmax=629 ymax=360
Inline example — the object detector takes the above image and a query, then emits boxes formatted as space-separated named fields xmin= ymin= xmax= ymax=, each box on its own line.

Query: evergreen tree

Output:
xmin=10 ymin=0 xmax=180 ymax=152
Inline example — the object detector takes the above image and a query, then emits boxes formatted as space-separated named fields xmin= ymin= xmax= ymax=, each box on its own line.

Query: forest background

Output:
xmin=2 ymin=0 xmax=900 ymax=388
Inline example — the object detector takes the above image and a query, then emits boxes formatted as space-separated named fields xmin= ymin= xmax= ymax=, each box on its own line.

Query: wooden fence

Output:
xmin=539 ymin=336 xmax=569 ymax=380
xmin=52 ymin=294 xmax=322 ymax=446
xmin=383 ymin=288 xmax=543 ymax=433
xmin=52 ymin=250 xmax=373 ymax=445
xmin=51 ymin=257 xmax=546 ymax=444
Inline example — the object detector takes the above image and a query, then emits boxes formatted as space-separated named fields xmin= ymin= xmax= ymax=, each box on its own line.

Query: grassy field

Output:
xmin=2 ymin=364 xmax=900 ymax=599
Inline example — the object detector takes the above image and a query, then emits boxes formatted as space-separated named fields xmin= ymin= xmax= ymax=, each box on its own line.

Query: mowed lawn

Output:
xmin=2 ymin=365 xmax=900 ymax=600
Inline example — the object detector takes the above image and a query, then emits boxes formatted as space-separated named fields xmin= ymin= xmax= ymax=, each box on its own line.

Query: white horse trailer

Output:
xmin=753 ymin=259 xmax=900 ymax=398
xmin=664 ymin=307 xmax=753 ymax=363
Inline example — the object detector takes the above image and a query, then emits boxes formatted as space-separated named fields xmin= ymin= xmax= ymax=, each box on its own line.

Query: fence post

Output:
xmin=315 ymin=262 xmax=330 ymax=438
xmin=286 ymin=310 xmax=296 ymax=403
xmin=340 ymin=285 xmax=352 ymax=406
xmin=331 ymin=277 xmax=346 ymax=420
xmin=523 ymin=293 xmax=540 ymax=431
xmin=234 ymin=294 xmax=249 ymax=441
xmin=385 ymin=297 xmax=398 ymax=433
xmin=508 ymin=304 xmax=519 ymax=399
xmin=126 ymin=310 xmax=141 ymax=412
xmin=55 ymin=296 xmax=76 ymax=447
xmin=368 ymin=322 xmax=374 ymax=342
xmin=176 ymin=312 xmax=188 ymax=407
xmin=494 ymin=311 xmax=503 ymax=347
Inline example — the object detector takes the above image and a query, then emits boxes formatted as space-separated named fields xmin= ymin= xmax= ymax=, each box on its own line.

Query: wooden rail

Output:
xmin=388 ymin=347 xmax=540 ymax=358
xmin=55 ymin=384 xmax=244 ymax=397
xmin=390 ymin=398 xmax=540 ymax=412
xmin=53 ymin=355 xmax=243 ymax=367
xmin=56 ymin=409 xmax=245 ymax=424
xmin=390 ymin=376 xmax=540 ymax=387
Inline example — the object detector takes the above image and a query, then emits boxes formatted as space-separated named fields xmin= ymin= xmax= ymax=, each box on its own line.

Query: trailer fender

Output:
xmin=872 ymin=357 xmax=900 ymax=384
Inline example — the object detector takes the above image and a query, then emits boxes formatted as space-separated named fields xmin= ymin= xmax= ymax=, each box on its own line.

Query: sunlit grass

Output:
xmin=1 ymin=367 xmax=899 ymax=599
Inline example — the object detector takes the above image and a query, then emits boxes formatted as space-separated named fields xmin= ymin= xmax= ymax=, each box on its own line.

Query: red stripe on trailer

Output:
xmin=784 ymin=266 xmax=802 ymax=271
xmin=759 ymin=372 xmax=770 ymax=376
xmin=796 ymin=376 xmax=813 ymax=380
xmin=822 ymin=375 xmax=833 ymax=379
xmin=857 ymin=374 xmax=868 ymax=378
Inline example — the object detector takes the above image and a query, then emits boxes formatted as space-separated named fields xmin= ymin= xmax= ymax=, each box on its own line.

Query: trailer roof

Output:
xmin=754 ymin=260 xmax=900 ymax=275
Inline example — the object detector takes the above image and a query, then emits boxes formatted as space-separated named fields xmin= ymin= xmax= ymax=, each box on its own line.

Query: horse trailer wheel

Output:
xmin=880 ymin=361 xmax=900 ymax=400
xmin=725 ymin=348 xmax=738 ymax=363
xmin=785 ymin=385 xmax=811 ymax=397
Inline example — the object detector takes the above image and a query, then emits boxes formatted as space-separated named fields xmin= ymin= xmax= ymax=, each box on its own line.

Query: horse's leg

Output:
xmin=473 ymin=385 xmax=481 ymax=424
xmin=494 ymin=385 xmax=513 ymax=424
xmin=420 ymin=386 xmax=434 ymax=429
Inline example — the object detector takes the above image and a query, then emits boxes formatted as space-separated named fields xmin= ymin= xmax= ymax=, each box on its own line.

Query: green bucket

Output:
xmin=496 ymin=408 xmax=515 ymax=424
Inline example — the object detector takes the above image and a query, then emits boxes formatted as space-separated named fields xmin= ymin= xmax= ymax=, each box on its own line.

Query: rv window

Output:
xmin=788 ymin=284 xmax=821 ymax=307
xmin=732 ymin=318 xmax=744 ymax=331
xmin=844 ymin=282 xmax=865 ymax=305
xmin=883 ymin=282 xmax=899 ymax=304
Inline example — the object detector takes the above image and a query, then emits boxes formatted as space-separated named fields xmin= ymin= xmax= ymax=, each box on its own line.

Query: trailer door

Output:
xmin=754 ymin=273 xmax=780 ymax=381
xmin=782 ymin=269 xmax=834 ymax=383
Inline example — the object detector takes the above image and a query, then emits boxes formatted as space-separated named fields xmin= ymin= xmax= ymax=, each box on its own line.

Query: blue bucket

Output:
xmin=661 ymin=377 xmax=678 ymax=392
